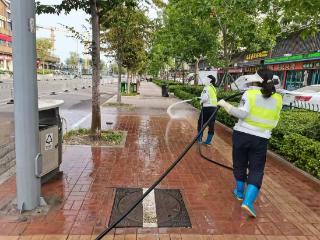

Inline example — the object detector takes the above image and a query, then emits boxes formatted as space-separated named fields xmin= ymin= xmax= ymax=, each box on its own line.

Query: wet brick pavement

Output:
xmin=0 ymin=82 xmax=319 ymax=240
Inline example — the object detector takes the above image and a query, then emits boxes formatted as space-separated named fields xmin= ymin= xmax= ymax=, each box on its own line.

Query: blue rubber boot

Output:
xmin=203 ymin=133 xmax=214 ymax=145
xmin=241 ymin=184 xmax=259 ymax=218
xmin=233 ymin=180 xmax=245 ymax=201
xmin=197 ymin=132 xmax=203 ymax=143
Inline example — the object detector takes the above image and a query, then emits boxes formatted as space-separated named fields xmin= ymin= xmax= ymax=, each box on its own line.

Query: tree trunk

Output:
xmin=127 ymin=70 xmax=130 ymax=94
xmin=222 ymin=29 xmax=229 ymax=91
xmin=182 ymin=63 xmax=185 ymax=85
xmin=173 ymin=61 xmax=176 ymax=82
xmin=194 ymin=58 xmax=199 ymax=86
xmin=90 ymin=0 xmax=101 ymax=137
xmin=117 ymin=61 xmax=121 ymax=104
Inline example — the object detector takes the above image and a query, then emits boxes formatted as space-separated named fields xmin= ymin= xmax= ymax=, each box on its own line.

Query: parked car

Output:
xmin=280 ymin=85 xmax=320 ymax=112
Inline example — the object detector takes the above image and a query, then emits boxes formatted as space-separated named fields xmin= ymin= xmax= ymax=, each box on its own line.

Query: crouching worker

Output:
xmin=218 ymin=69 xmax=282 ymax=218
xmin=197 ymin=75 xmax=218 ymax=145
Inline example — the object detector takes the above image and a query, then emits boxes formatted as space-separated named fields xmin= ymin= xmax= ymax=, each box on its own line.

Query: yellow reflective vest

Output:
xmin=243 ymin=89 xmax=282 ymax=130
xmin=207 ymin=84 xmax=218 ymax=107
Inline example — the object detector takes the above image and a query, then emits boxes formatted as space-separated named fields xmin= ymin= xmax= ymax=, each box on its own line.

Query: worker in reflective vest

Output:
xmin=218 ymin=69 xmax=282 ymax=218
xmin=197 ymin=75 xmax=218 ymax=145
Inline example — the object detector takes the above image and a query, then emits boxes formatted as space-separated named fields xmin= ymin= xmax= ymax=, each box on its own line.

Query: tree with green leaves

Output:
xmin=37 ymin=0 xmax=107 ymax=136
xmin=156 ymin=0 xmax=219 ymax=85
xmin=149 ymin=0 xmax=281 ymax=87
xmin=195 ymin=0 xmax=280 ymax=88
xmin=36 ymin=38 xmax=54 ymax=74
xmin=101 ymin=5 xmax=152 ymax=99
xmin=261 ymin=0 xmax=320 ymax=36
xmin=66 ymin=52 xmax=80 ymax=68
xmin=37 ymin=0 xmax=163 ymax=136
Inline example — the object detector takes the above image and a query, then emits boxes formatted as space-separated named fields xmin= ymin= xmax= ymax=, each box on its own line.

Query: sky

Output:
xmin=37 ymin=0 xmax=159 ymax=63
xmin=37 ymin=1 xmax=90 ymax=62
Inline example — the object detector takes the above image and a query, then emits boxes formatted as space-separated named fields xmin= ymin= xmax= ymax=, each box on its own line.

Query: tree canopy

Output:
xmin=102 ymin=5 xmax=151 ymax=75
xmin=65 ymin=52 xmax=80 ymax=67
xmin=36 ymin=38 xmax=54 ymax=63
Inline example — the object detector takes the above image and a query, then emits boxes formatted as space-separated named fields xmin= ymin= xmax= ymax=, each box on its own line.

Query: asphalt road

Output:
xmin=0 ymin=76 xmax=118 ymax=145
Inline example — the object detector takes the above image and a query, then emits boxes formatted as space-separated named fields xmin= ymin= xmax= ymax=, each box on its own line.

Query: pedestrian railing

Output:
xmin=290 ymin=101 xmax=320 ymax=112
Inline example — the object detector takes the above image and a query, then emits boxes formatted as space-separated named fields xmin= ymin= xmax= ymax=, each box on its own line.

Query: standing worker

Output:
xmin=218 ymin=69 xmax=282 ymax=218
xmin=197 ymin=75 xmax=218 ymax=145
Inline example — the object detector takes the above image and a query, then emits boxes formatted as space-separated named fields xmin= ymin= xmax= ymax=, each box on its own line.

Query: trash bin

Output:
xmin=130 ymin=83 xmax=137 ymax=93
xmin=121 ymin=82 xmax=127 ymax=92
xmin=161 ymin=85 xmax=169 ymax=97
xmin=38 ymin=99 xmax=64 ymax=183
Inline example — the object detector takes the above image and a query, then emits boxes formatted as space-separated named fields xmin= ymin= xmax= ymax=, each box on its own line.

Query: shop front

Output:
xmin=265 ymin=52 xmax=320 ymax=90
xmin=0 ymin=32 xmax=12 ymax=71
xmin=237 ymin=51 xmax=270 ymax=75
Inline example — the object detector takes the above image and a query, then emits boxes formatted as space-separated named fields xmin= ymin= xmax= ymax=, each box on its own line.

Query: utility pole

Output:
xmin=12 ymin=0 xmax=41 ymax=210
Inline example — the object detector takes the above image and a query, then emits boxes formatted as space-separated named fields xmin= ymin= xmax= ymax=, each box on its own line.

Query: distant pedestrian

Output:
xmin=218 ymin=69 xmax=282 ymax=218
xmin=303 ymin=70 xmax=309 ymax=87
xmin=197 ymin=75 xmax=217 ymax=145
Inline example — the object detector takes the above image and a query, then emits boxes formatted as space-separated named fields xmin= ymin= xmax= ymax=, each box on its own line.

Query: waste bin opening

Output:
xmin=39 ymin=124 xmax=51 ymax=130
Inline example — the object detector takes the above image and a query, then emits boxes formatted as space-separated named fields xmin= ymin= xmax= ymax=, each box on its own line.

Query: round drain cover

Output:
xmin=154 ymin=189 xmax=191 ymax=227
xmin=117 ymin=190 xmax=142 ymax=223
xmin=156 ymin=192 xmax=181 ymax=222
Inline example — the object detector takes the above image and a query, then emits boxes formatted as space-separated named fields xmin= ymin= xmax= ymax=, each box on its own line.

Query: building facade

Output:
xmin=225 ymin=31 xmax=320 ymax=90
xmin=0 ymin=0 xmax=12 ymax=72
xmin=264 ymin=32 xmax=320 ymax=90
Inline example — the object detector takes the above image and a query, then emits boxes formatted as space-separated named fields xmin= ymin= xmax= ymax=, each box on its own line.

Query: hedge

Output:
xmin=37 ymin=69 xmax=54 ymax=75
xmin=153 ymin=80 xmax=320 ymax=179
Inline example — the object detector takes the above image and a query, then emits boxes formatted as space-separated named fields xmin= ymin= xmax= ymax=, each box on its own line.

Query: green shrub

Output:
xmin=302 ymin=117 xmax=320 ymax=141
xmin=217 ymin=90 xmax=242 ymax=102
xmin=215 ymin=103 xmax=239 ymax=128
xmin=101 ymin=131 xmax=123 ymax=145
xmin=153 ymin=79 xmax=182 ymax=86
xmin=271 ymin=133 xmax=320 ymax=178
xmin=168 ymin=85 xmax=181 ymax=93
xmin=272 ymin=110 xmax=319 ymax=142
xmin=174 ymin=89 xmax=196 ymax=100
xmin=37 ymin=69 xmax=53 ymax=75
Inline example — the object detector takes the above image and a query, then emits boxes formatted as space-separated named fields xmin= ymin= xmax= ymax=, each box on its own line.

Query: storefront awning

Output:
xmin=265 ymin=52 xmax=320 ymax=65
xmin=237 ymin=59 xmax=263 ymax=67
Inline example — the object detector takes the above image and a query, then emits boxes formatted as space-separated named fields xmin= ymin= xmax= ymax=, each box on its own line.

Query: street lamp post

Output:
xmin=12 ymin=0 xmax=41 ymax=210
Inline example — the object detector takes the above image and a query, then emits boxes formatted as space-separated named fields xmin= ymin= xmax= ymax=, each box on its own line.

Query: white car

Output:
xmin=280 ymin=85 xmax=320 ymax=112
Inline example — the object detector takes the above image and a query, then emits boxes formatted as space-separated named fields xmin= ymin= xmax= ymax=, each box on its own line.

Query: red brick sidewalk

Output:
xmin=0 ymin=82 xmax=319 ymax=240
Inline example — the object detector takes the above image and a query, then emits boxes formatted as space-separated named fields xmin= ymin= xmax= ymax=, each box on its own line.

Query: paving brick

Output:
xmin=0 ymin=82 xmax=319 ymax=240
xmin=169 ymin=234 xmax=182 ymax=240
xmin=0 ymin=237 xmax=19 ymax=240
xmin=124 ymin=234 xmax=137 ymax=240
xmin=42 ymin=235 xmax=67 ymax=240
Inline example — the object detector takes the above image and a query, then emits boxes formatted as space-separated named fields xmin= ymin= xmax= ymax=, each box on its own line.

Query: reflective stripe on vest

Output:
xmin=208 ymin=84 xmax=218 ymax=106
xmin=243 ymin=89 xmax=282 ymax=130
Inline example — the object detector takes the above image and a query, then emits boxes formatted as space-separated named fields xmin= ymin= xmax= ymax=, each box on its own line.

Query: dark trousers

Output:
xmin=232 ymin=130 xmax=268 ymax=189
xmin=197 ymin=106 xmax=217 ymax=135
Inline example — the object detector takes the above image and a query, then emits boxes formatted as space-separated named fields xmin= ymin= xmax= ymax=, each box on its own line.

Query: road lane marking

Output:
xmin=70 ymin=113 xmax=92 ymax=130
